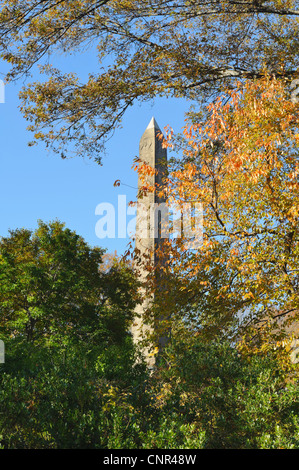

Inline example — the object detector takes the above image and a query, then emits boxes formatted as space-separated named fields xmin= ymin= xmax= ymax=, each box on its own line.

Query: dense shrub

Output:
xmin=0 ymin=338 xmax=298 ymax=449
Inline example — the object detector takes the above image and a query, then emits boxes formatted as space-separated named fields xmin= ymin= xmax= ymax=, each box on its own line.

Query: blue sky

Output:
xmin=0 ymin=52 xmax=188 ymax=255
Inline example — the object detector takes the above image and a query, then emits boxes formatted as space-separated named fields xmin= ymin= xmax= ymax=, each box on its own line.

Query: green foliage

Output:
xmin=134 ymin=419 xmax=206 ymax=450
xmin=0 ymin=220 xmax=297 ymax=449
xmin=0 ymin=220 xmax=138 ymax=347
xmin=0 ymin=333 xmax=298 ymax=448
xmin=156 ymin=338 xmax=299 ymax=449
xmin=0 ymin=346 xmax=144 ymax=449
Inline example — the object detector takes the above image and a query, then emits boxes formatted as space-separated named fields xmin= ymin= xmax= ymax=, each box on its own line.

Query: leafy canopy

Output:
xmin=0 ymin=0 xmax=298 ymax=161
xmin=138 ymin=77 xmax=299 ymax=350
xmin=0 ymin=220 xmax=139 ymax=346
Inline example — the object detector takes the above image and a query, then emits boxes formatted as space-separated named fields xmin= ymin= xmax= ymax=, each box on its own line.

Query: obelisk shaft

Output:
xmin=132 ymin=117 xmax=167 ymax=366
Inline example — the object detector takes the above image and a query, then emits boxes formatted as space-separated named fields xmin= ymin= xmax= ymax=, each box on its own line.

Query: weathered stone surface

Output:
xmin=131 ymin=117 xmax=167 ymax=367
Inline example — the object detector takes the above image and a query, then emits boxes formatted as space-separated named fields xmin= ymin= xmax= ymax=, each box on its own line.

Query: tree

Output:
xmin=0 ymin=220 xmax=139 ymax=346
xmin=0 ymin=0 xmax=298 ymax=161
xmin=155 ymin=336 xmax=299 ymax=449
xmin=137 ymin=76 xmax=299 ymax=350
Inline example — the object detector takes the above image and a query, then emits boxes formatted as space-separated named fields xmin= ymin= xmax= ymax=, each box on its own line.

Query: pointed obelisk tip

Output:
xmin=146 ymin=116 xmax=161 ymax=131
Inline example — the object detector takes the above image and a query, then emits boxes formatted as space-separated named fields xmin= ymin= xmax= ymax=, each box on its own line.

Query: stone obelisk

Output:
xmin=131 ymin=117 xmax=168 ymax=367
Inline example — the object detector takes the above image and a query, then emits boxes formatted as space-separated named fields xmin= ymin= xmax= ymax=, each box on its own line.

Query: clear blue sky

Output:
xmin=0 ymin=51 xmax=188 ymax=255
